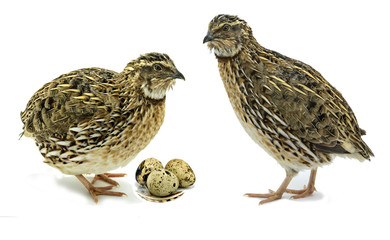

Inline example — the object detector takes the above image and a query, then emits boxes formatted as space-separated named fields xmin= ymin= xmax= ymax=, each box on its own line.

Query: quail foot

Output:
xmin=21 ymin=53 xmax=185 ymax=203
xmin=204 ymin=15 xmax=373 ymax=204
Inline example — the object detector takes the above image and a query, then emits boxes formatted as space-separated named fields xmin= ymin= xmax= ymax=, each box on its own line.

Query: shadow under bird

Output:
xmin=20 ymin=52 xmax=185 ymax=203
xmin=203 ymin=14 xmax=373 ymax=204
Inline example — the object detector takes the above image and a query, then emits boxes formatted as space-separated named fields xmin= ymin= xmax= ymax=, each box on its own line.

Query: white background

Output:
xmin=1 ymin=0 xmax=389 ymax=239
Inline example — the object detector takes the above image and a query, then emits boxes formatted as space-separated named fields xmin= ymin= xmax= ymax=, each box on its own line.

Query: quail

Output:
xmin=21 ymin=53 xmax=185 ymax=203
xmin=203 ymin=14 xmax=373 ymax=204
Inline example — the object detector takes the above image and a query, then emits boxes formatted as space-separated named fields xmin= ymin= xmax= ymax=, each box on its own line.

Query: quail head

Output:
xmin=21 ymin=52 xmax=185 ymax=203
xmin=203 ymin=14 xmax=373 ymax=204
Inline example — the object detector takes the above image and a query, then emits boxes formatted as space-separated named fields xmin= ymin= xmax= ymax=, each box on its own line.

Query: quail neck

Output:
xmin=123 ymin=53 xmax=185 ymax=101
xmin=203 ymin=14 xmax=252 ymax=58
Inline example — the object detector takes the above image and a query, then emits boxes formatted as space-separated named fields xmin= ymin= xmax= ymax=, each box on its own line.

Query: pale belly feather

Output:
xmin=50 ymin=104 xmax=165 ymax=175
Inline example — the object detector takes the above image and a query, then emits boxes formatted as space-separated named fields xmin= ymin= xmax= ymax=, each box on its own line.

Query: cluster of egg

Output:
xmin=135 ymin=158 xmax=196 ymax=197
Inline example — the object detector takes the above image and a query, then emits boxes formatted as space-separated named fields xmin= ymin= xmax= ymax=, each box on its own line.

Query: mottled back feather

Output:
xmin=21 ymin=68 xmax=122 ymax=141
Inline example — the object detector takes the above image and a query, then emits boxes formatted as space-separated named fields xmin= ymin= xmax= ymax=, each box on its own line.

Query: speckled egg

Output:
xmin=165 ymin=159 xmax=196 ymax=188
xmin=146 ymin=169 xmax=179 ymax=197
xmin=135 ymin=158 xmax=163 ymax=185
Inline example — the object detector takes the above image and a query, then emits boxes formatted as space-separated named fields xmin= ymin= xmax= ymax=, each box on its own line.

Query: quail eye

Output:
xmin=153 ymin=64 xmax=162 ymax=71
xmin=222 ymin=24 xmax=231 ymax=32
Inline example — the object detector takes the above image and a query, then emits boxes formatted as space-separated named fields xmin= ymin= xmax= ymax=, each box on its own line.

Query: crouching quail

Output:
xmin=21 ymin=52 xmax=185 ymax=203
xmin=203 ymin=14 xmax=373 ymax=204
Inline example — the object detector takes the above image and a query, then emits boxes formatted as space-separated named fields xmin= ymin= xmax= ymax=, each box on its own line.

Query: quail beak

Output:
xmin=170 ymin=70 xmax=185 ymax=81
xmin=203 ymin=32 xmax=214 ymax=44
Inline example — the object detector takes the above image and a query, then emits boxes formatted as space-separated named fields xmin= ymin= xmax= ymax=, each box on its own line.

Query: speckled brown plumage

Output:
xmin=204 ymin=14 xmax=373 ymax=204
xmin=21 ymin=52 xmax=185 ymax=203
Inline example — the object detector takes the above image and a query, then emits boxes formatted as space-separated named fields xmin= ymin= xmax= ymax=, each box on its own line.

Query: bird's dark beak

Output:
xmin=203 ymin=32 xmax=214 ymax=44
xmin=170 ymin=70 xmax=185 ymax=81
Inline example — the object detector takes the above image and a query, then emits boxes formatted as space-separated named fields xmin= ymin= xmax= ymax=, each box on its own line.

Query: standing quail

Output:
xmin=203 ymin=14 xmax=373 ymax=204
xmin=21 ymin=52 xmax=185 ymax=203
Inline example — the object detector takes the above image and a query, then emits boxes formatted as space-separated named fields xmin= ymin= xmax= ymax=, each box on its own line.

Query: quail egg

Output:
xmin=146 ymin=169 xmax=179 ymax=197
xmin=165 ymin=159 xmax=196 ymax=188
xmin=135 ymin=158 xmax=163 ymax=185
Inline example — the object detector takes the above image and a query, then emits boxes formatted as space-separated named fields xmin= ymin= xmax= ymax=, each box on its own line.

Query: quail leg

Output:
xmin=245 ymin=172 xmax=294 ymax=204
xmin=245 ymin=168 xmax=318 ymax=204
xmin=91 ymin=173 xmax=127 ymax=186
xmin=76 ymin=175 xmax=127 ymax=203
xmin=285 ymin=168 xmax=317 ymax=199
